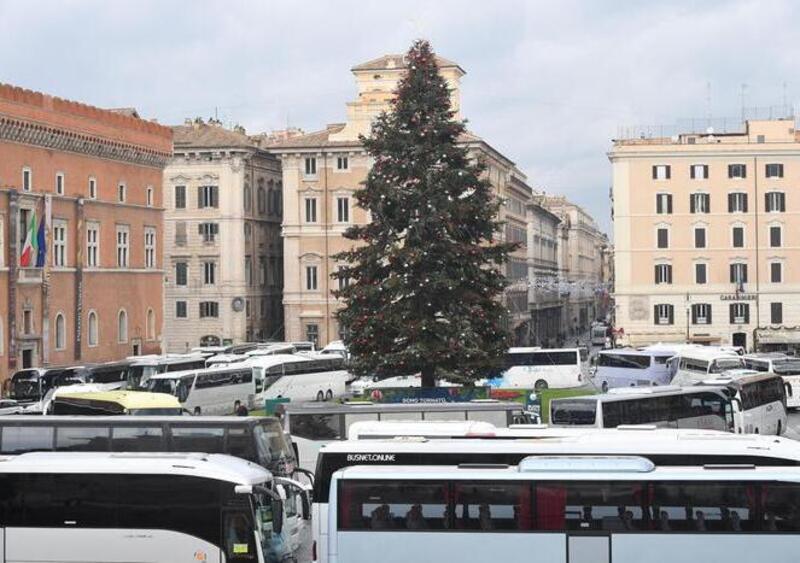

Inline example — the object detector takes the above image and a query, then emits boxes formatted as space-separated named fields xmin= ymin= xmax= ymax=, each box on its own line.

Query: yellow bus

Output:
xmin=48 ymin=390 xmax=183 ymax=416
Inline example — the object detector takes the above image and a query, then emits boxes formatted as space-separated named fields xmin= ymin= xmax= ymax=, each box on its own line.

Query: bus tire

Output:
xmin=755 ymin=428 xmax=759 ymax=434
xmin=601 ymin=382 xmax=608 ymax=393
xmin=325 ymin=389 xmax=333 ymax=401
xmin=777 ymin=421 xmax=782 ymax=435
xmin=534 ymin=380 xmax=548 ymax=391
xmin=316 ymin=391 xmax=324 ymax=402
xmin=193 ymin=407 xmax=201 ymax=415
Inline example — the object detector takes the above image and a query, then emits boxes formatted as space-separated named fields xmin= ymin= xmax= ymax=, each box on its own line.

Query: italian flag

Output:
xmin=19 ymin=212 xmax=37 ymax=267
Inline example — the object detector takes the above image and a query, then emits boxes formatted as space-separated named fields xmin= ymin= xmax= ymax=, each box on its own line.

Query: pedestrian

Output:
xmin=236 ymin=402 xmax=249 ymax=417
xmin=233 ymin=399 xmax=241 ymax=415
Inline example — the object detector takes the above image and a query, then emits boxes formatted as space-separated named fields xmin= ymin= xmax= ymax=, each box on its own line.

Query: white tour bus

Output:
xmin=591 ymin=348 xmax=674 ymax=392
xmin=744 ymin=353 xmax=800 ymax=409
xmin=591 ymin=323 xmax=608 ymax=346
xmin=126 ymin=353 xmax=208 ymax=388
xmin=284 ymin=401 xmax=534 ymax=472
xmin=327 ymin=456 xmax=800 ymax=563
xmin=147 ymin=364 xmax=257 ymax=415
xmin=311 ymin=430 xmax=800 ymax=563
xmin=0 ymin=451 xmax=292 ymax=563
xmin=695 ymin=371 xmax=788 ymax=435
xmin=549 ymin=387 xmax=732 ymax=431
xmin=484 ymin=347 xmax=584 ymax=391
xmin=245 ymin=353 xmax=350 ymax=403
xmin=668 ymin=348 xmax=746 ymax=385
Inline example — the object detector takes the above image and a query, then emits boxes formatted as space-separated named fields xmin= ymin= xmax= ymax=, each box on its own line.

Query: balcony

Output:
xmin=17 ymin=268 xmax=42 ymax=284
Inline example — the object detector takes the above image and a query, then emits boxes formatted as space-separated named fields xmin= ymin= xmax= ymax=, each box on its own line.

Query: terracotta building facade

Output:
xmin=0 ymin=83 xmax=171 ymax=383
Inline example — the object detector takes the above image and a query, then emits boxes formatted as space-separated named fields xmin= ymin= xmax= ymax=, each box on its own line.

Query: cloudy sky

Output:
xmin=1 ymin=0 xmax=798 ymax=234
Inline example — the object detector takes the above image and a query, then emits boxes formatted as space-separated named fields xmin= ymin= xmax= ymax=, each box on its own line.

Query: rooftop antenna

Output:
xmin=740 ymin=84 xmax=748 ymax=122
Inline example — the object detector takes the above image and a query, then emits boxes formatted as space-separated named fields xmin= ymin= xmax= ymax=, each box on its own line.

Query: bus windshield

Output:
xmin=147 ymin=376 xmax=194 ymax=402
xmin=598 ymin=353 xmax=651 ymax=369
xmin=255 ymin=422 xmax=295 ymax=468
xmin=550 ymin=399 xmax=597 ymax=425
xmin=710 ymin=358 xmax=745 ymax=374
xmin=506 ymin=350 xmax=578 ymax=367
xmin=128 ymin=365 xmax=160 ymax=389
xmin=773 ymin=360 xmax=800 ymax=376
xmin=9 ymin=372 xmax=40 ymax=401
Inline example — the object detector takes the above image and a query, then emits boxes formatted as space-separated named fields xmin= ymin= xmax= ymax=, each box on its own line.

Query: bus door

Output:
xmin=568 ymin=533 xmax=609 ymax=563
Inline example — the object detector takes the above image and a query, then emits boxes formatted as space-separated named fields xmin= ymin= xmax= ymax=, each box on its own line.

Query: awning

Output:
xmin=689 ymin=335 xmax=721 ymax=344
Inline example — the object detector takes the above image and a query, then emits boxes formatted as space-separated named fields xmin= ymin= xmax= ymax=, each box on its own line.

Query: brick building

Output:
xmin=0 ymin=83 xmax=172 ymax=383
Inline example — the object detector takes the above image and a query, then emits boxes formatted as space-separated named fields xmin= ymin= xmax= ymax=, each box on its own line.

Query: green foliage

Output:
xmin=334 ymin=39 xmax=517 ymax=385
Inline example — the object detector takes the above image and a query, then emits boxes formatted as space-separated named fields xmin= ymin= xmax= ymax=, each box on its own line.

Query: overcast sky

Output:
xmin=1 ymin=0 xmax=798 ymax=235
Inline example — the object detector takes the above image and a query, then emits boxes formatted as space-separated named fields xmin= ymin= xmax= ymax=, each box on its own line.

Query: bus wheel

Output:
xmin=755 ymin=428 xmax=759 ymax=434
xmin=193 ymin=407 xmax=201 ymax=415
xmin=325 ymin=389 xmax=333 ymax=401
xmin=777 ymin=421 xmax=782 ymax=435
xmin=316 ymin=391 xmax=324 ymax=402
xmin=534 ymin=380 xmax=548 ymax=391
xmin=601 ymin=382 xmax=608 ymax=393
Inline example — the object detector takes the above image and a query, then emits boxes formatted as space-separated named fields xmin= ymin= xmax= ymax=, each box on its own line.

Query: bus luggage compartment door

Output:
xmin=568 ymin=534 xmax=609 ymax=563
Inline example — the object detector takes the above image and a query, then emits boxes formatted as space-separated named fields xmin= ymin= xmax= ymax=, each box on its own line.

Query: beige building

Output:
xmin=539 ymin=195 xmax=608 ymax=338
xmin=526 ymin=199 xmax=563 ymax=346
xmin=610 ymin=118 xmax=800 ymax=351
xmin=266 ymin=54 xmax=531 ymax=347
xmin=162 ymin=120 xmax=283 ymax=351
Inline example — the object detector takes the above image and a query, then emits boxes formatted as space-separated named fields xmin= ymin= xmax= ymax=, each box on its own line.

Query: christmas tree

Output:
xmin=334 ymin=39 xmax=517 ymax=387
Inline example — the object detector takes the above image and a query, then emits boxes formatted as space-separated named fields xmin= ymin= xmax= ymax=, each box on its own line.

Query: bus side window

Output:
xmin=337 ymin=480 xmax=447 ymax=530
xmin=1 ymin=426 xmax=55 ymax=454
xmin=111 ymin=426 xmax=164 ymax=452
xmin=223 ymin=509 xmax=257 ymax=561
xmin=226 ymin=428 xmax=257 ymax=463
xmin=171 ymin=427 xmax=225 ymax=452
xmin=454 ymin=482 xmax=530 ymax=530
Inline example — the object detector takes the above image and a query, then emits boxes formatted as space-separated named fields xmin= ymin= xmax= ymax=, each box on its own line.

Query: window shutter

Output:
xmin=765 ymin=193 xmax=770 ymax=212
xmin=197 ymin=186 xmax=203 ymax=208
xmin=729 ymin=264 xmax=735 ymax=283
xmin=707 ymin=306 xmax=712 ymax=324
xmin=667 ymin=266 xmax=672 ymax=284
xmin=728 ymin=164 xmax=733 ymax=178
xmin=703 ymin=165 xmax=709 ymax=178
xmin=690 ymin=166 xmax=696 ymax=180
xmin=779 ymin=164 xmax=785 ymax=177
xmin=743 ymin=264 xmax=748 ymax=283
xmin=781 ymin=193 xmax=786 ymax=212
xmin=690 ymin=195 xmax=696 ymax=213
xmin=654 ymin=305 xmax=659 ymax=324
xmin=656 ymin=195 xmax=662 ymax=214
xmin=668 ymin=305 xmax=674 ymax=325
xmin=691 ymin=305 xmax=697 ymax=324
xmin=742 ymin=194 xmax=748 ymax=212
xmin=198 ymin=223 xmax=203 ymax=235
xmin=705 ymin=194 xmax=711 ymax=212
xmin=729 ymin=304 xmax=735 ymax=324
xmin=667 ymin=195 xmax=673 ymax=214
xmin=744 ymin=305 xmax=750 ymax=324
xmin=666 ymin=166 xmax=671 ymax=179
xmin=652 ymin=166 xmax=657 ymax=180
xmin=728 ymin=193 xmax=734 ymax=212
xmin=654 ymin=266 xmax=659 ymax=284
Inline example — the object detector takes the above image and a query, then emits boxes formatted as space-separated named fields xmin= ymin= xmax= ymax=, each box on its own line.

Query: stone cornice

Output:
xmin=0 ymin=114 xmax=171 ymax=168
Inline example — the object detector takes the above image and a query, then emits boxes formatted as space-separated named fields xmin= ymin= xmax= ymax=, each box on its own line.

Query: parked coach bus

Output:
xmin=696 ymin=371 xmax=787 ymax=435
xmin=668 ymin=348 xmax=746 ymax=385
xmin=46 ymin=390 xmax=183 ymax=416
xmin=284 ymin=401 xmax=534 ymax=472
xmin=310 ymin=430 xmax=800 ymax=563
xmin=327 ymin=456 xmax=800 ymax=563
xmin=0 ymin=415 xmax=310 ymax=557
xmin=484 ymin=348 xmax=584 ymax=391
xmin=0 ymin=452 xmax=288 ymax=563
xmin=590 ymin=348 xmax=674 ymax=392
xmin=6 ymin=365 xmax=90 ymax=407
xmin=744 ymin=353 xmax=800 ymax=409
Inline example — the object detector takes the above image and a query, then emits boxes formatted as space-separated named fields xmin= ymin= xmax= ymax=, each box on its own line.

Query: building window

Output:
xmin=690 ymin=193 xmax=710 ymax=213
xmin=198 ymin=185 xmax=219 ymax=208
xmin=729 ymin=303 xmax=750 ymax=324
xmin=55 ymin=313 xmax=66 ymax=350
xmin=146 ymin=187 xmax=153 ymax=207
xmin=243 ymin=186 xmax=251 ymax=211
xmin=732 ymin=226 xmax=745 ymax=248
xmin=174 ymin=185 xmax=186 ymax=209
xmin=654 ymin=304 xmax=674 ymax=325
xmin=55 ymin=172 xmax=65 ymax=195
xmin=53 ymin=221 xmax=67 ymax=268
xmin=304 ymin=197 xmax=318 ymax=223
xmin=771 ymin=302 xmax=783 ymax=325
xmin=655 ymin=193 xmax=672 ymax=214
xmin=730 ymin=263 xmax=748 ymax=284
xmin=305 ymin=324 xmax=319 ymax=347
xmin=258 ymin=187 xmax=266 ymax=214
xmin=89 ymin=177 xmax=97 ymax=199
xmin=306 ymin=265 xmax=318 ymax=291
xmin=336 ymin=197 xmax=350 ymax=223
xmin=694 ymin=227 xmax=706 ymax=249
xmin=765 ymin=191 xmax=786 ymax=212
xmin=116 ymin=226 xmax=129 ymax=268
xmin=695 ymin=263 xmax=708 ymax=285
xmin=175 ymin=221 xmax=187 ymax=247
xmin=692 ymin=304 xmax=712 ymax=325
xmin=690 ymin=164 xmax=708 ymax=179
xmin=88 ymin=311 xmax=98 ymax=347
xmin=728 ymin=164 xmax=747 ymax=179
xmin=175 ymin=301 xmax=188 ymax=319
xmin=201 ymin=261 xmax=218 ymax=287
xmin=143 ymin=227 xmax=156 ymax=268
xmin=199 ymin=301 xmax=219 ymax=318
xmin=118 ymin=309 xmax=128 ymax=343
xmin=770 ymin=262 xmax=783 ymax=283
xmin=337 ymin=268 xmax=350 ymax=291
xmin=259 ymin=258 xmax=266 ymax=286
xmin=304 ymin=157 xmax=317 ymax=177
xmin=118 ymin=183 xmax=126 ymax=203
xmin=766 ymin=163 xmax=784 ymax=178
xmin=245 ymin=256 xmax=252 ymax=286
xmin=656 ymin=227 xmax=669 ymax=249
xmin=654 ymin=264 xmax=672 ymax=284
xmin=199 ymin=222 xmax=219 ymax=243
xmin=728 ymin=192 xmax=748 ymax=213
xmin=652 ymin=165 xmax=670 ymax=180
xmin=86 ymin=223 xmax=99 ymax=267
xmin=22 ymin=167 xmax=31 ymax=192
xmin=770 ymin=225 xmax=782 ymax=248
xmin=22 ymin=309 xmax=32 ymax=335
xmin=337 ymin=156 xmax=349 ymax=170
xmin=146 ymin=308 xmax=156 ymax=340
xmin=175 ymin=262 xmax=188 ymax=286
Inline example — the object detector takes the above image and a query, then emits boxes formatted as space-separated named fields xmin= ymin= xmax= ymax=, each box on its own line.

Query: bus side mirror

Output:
xmin=732 ymin=398 xmax=743 ymax=412
xmin=300 ymin=490 xmax=311 ymax=520
xmin=271 ymin=499 xmax=284 ymax=535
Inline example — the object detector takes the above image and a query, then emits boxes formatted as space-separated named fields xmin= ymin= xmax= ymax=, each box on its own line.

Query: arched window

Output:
xmin=55 ymin=313 xmax=66 ymax=350
xmin=146 ymin=308 xmax=155 ymax=341
xmin=257 ymin=187 xmax=266 ymax=214
xmin=118 ymin=309 xmax=128 ymax=343
xmin=88 ymin=311 xmax=98 ymax=347
xmin=244 ymin=186 xmax=251 ymax=211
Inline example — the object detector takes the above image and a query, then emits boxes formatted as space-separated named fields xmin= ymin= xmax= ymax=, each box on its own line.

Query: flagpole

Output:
xmin=41 ymin=195 xmax=51 ymax=367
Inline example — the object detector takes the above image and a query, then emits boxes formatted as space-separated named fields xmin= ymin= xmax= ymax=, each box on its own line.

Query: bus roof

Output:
xmin=333 ymin=458 xmax=800 ymax=482
xmin=0 ymin=452 xmax=271 ymax=484
xmin=553 ymin=386 xmax=727 ymax=404
xmin=149 ymin=362 xmax=255 ymax=380
xmin=699 ymin=371 xmax=782 ymax=388
xmin=53 ymin=390 xmax=181 ymax=409
xmin=127 ymin=353 xmax=206 ymax=367
xmin=319 ymin=429 xmax=800 ymax=461
xmin=507 ymin=347 xmax=578 ymax=354
xmin=285 ymin=400 xmax=526 ymax=415
xmin=671 ymin=348 xmax=742 ymax=361
xmin=598 ymin=348 xmax=672 ymax=357
xmin=0 ymin=415 xmax=276 ymax=426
